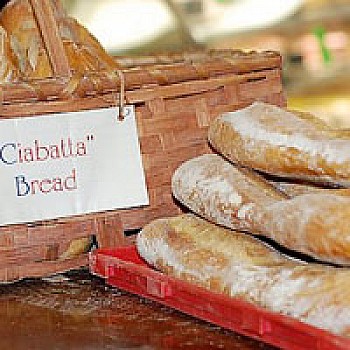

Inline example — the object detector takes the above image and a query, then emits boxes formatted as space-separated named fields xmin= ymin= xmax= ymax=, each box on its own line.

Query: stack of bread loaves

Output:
xmin=137 ymin=102 xmax=350 ymax=338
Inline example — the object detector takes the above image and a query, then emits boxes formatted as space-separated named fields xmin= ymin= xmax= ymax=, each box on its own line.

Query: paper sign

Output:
xmin=0 ymin=106 xmax=149 ymax=226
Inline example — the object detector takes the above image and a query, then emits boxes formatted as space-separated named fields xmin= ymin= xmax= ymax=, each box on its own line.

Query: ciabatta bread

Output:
xmin=0 ymin=25 xmax=18 ymax=82
xmin=58 ymin=16 xmax=118 ymax=74
xmin=59 ymin=236 xmax=91 ymax=260
xmin=208 ymin=102 xmax=350 ymax=187
xmin=0 ymin=0 xmax=118 ymax=79
xmin=0 ymin=0 xmax=52 ymax=78
xmin=137 ymin=214 xmax=350 ymax=338
xmin=172 ymin=154 xmax=350 ymax=265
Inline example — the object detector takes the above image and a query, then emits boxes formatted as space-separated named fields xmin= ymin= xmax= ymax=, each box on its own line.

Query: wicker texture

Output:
xmin=2 ymin=50 xmax=282 ymax=112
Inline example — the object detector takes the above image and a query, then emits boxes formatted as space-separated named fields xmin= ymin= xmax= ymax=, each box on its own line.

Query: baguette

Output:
xmin=172 ymin=154 xmax=350 ymax=265
xmin=137 ymin=214 xmax=350 ymax=338
xmin=208 ymin=101 xmax=350 ymax=187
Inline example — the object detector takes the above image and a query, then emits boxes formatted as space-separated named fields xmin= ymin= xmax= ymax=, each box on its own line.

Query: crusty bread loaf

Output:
xmin=208 ymin=101 xmax=350 ymax=187
xmin=172 ymin=154 xmax=350 ymax=265
xmin=0 ymin=0 xmax=52 ymax=78
xmin=0 ymin=25 xmax=18 ymax=82
xmin=59 ymin=236 xmax=91 ymax=260
xmin=137 ymin=214 xmax=350 ymax=338
xmin=0 ymin=0 xmax=118 ymax=79
xmin=58 ymin=16 xmax=118 ymax=74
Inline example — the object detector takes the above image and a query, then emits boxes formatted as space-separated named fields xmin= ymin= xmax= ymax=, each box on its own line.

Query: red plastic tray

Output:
xmin=89 ymin=246 xmax=350 ymax=350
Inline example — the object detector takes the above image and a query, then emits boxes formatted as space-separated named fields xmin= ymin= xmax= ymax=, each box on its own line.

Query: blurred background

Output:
xmin=61 ymin=0 xmax=350 ymax=127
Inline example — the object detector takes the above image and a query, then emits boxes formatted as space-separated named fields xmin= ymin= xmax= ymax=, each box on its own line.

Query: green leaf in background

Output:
xmin=313 ymin=26 xmax=332 ymax=64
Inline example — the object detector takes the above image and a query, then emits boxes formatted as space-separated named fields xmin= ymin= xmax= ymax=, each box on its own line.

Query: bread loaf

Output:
xmin=208 ymin=101 xmax=350 ymax=187
xmin=137 ymin=214 xmax=350 ymax=338
xmin=172 ymin=154 xmax=350 ymax=265
xmin=0 ymin=0 xmax=52 ymax=78
xmin=0 ymin=25 xmax=18 ymax=82
xmin=59 ymin=236 xmax=91 ymax=260
xmin=0 ymin=0 xmax=118 ymax=79
xmin=58 ymin=16 xmax=118 ymax=74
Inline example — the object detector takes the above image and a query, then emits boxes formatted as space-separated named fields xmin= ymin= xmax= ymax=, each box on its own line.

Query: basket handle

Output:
xmin=28 ymin=0 xmax=71 ymax=79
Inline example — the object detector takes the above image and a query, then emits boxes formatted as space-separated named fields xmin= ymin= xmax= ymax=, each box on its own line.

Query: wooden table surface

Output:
xmin=0 ymin=269 xmax=275 ymax=350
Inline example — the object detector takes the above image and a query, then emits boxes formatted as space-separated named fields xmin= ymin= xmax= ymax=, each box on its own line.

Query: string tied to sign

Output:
xmin=116 ymin=69 xmax=127 ymax=121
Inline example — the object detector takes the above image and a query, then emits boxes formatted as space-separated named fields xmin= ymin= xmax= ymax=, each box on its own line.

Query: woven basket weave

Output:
xmin=0 ymin=0 xmax=285 ymax=282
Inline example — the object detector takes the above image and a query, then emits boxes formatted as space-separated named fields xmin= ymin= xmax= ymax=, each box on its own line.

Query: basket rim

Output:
xmin=1 ymin=50 xmax=282 ymax=114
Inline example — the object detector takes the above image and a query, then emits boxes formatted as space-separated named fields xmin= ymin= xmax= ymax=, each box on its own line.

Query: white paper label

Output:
xmin=0 ymin=106 xmax=149 ymax=226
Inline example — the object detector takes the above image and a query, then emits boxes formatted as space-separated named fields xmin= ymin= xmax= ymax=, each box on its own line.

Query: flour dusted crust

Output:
xmin=208 ymin=101 xmax=350 ymax=187
xmin=172 ymin=154 xmax=350 ymax=265
xmin=137 ymin=214 xmax=350 ymax=338
xmin=172 ymin=153 xmax=286 ymax=232
xmin=0 ymin=0 xmax=118 ymax=79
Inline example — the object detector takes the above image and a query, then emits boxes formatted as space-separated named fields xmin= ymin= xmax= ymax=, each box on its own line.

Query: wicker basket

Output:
xmin=0 ymin=0 xmax=285 ymax=282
